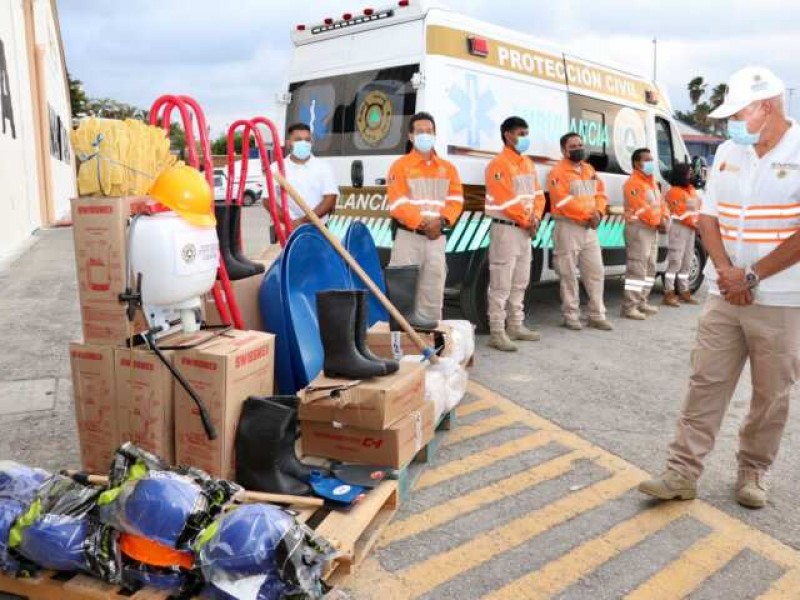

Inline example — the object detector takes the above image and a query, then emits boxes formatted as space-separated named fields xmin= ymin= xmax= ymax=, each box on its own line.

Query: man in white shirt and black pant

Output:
xmin=267 ymin=122 xmax=338 ymax=233
xmin=640 ymin=66 xmax=800 ymax=509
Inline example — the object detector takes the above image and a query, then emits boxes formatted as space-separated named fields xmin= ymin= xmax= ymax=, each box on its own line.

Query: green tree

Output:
xmin=688 ymin=76 xmax=708 ymax=106
xmin=709 ymin=83 xmax=729 ymax=110
xmin=68 ymin=71 xmax=88 ymax=119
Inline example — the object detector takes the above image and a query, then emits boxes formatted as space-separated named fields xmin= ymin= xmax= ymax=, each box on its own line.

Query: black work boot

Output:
xmin=266 ymin=396 xmax=325 ymax=482
xmin=354 ymin=290 xmax=399 ymax=376
xmin=316 ymin=291 xmax=386 ymax=379
xmin=215 ymin=203 xmax=256 ymax=281
xmin=384 ymin=265 xmax=438 ymax=332
xmin=235 ymin=397 xmax=311 ymax=495
xmin=229 ymin=203 xmax=265 ymax=276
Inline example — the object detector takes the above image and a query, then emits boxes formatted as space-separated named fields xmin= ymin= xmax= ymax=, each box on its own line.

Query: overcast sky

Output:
xmin=58 ymin=0 xmax=800 ymax=137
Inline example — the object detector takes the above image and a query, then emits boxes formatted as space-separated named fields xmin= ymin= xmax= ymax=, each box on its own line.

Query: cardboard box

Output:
xmin=203 ymin=261 xmax=268 ymax=331
xmin=69 ymin=343 xmax=119 ymax=472
xmin=301 ymin=401 xmax=435 ymax=468
xmin=114 ymin=347 xmax=176 ymax=463
xmin=298 ymin=362 xmax=426 ymax=430
xmin=71 ymin=196 xmax=149 ymax=344
xmin=366 ymin=321 xmax=453 ymax=361
xmin=173 ymin=330 xmax=275 ymax=479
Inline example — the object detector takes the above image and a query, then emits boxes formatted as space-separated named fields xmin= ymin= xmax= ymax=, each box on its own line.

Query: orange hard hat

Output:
xmin=148 ymin=165 xmax=215 ymax=228
xmin=120 ymin=533 xmax=194 ymax=569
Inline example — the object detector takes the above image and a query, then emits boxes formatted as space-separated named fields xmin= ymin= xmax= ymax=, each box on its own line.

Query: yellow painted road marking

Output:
xmin=443 ymin=412 xmax=520 ymax=446
xmin=415 ymin=430 xmax=553 ymax=490
xmin=625 ymin=531 xmax=745 ymax=600
xmin=455 ymin=397 xmax=494 ymax=417
xmin=392 ymin=472 xmax=639 ymax=597
xmin=381 ymin=450 xmax=583 ymax=545
xmin=757 ymin=568 xmax=800 ymax=599
xmin=483 ymin=502 xmax=688 ymax=600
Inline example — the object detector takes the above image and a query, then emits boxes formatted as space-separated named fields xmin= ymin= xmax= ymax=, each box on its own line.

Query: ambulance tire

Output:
xmin=658 ymin=237 xmax=706 ymax=294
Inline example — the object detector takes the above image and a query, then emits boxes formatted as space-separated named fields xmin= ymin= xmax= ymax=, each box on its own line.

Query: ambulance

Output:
xmin=277 ymin=1 xmax=705 ymax=330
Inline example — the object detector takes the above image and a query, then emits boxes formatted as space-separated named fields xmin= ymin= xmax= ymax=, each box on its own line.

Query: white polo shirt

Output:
xmin=270 ymin=155 xmax=338 ymax=224
xmin=702 ymin=119 xmax=800 ymax=306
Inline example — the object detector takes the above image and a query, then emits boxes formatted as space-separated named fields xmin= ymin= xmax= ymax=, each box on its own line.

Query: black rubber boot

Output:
xmin=215 ymin=203 xmax=256 ymax=281
xmin=235 ymin=397 xmax=311 ymax=495
xmin=384 ymin=265 xmax=438 ymax=332
xmin=229 ymin=203 xmax=265 ymax=276
xmin=316 ymin=290 xmax=386 ymax=379
xmin=354 ymin=290 xmax=399 ymax=375
xmin=267 ymin=396 xmax=326 ymax=482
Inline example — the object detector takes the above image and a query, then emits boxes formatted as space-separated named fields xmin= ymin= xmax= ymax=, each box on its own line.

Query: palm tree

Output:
xmin=688 ymin=77 xmax=708 ymax=106
xmin=710 ymin=83 xmax=729 ymax=109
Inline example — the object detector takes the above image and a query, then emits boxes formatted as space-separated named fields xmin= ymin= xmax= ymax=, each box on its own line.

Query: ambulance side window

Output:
xmin=655 ymin=117 xmax=676 ymax=182
xmin=287 ymin=78 xmax=344 ymax=157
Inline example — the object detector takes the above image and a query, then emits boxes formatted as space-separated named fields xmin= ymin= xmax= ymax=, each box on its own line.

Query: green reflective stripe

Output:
xmin=533 ymin=216 xmax=555 ymax=249
xmin=455 ymin=215 xmax=483 ymax=253
xmin=376 ymin=218 xmax=394 ymax=248
xmin=445 ymin=211 xmax=472 ymax=252
xmin=194 ymin=514 xmax=223 ymax=552
xmin=472 ymin=217 xmax=493 ymax=251
xmin=8 ymin=498 xmax=41 ymax=549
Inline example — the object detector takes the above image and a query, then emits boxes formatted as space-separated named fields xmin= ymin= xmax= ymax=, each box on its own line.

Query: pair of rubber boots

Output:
xmin=215 ymin=202 xmax=264 ymax=281
xmin=384 ymin=265 xmax=438 ymax=332
xmin=235 ymin=396 xmax=321 ymax=496
xmin=317 ymin=290 xmax=399 ymax=379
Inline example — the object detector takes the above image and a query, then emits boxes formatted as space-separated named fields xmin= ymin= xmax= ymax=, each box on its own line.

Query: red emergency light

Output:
xmin=398 ymin=0 xmax=409 ymax=6
xmin=343 ymin=13 xmax=353 ymax=20
xmin=324 ymin=17 xmax=334 ymax=25
xmin=467 ymin=36 xmax=489 ymax=58
xmin=364 ymin=7 xmax=374 ymax=15
xmin=296 ymin=24 xmax=306 ymax=31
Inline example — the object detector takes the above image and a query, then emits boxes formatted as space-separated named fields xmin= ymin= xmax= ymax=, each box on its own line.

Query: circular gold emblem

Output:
xmin=357 ymin=91 xmax=392 ymax=146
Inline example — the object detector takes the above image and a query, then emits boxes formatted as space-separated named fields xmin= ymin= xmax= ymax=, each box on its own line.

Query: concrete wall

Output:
xmin=0 ymin=0 xmax=75 ymax=262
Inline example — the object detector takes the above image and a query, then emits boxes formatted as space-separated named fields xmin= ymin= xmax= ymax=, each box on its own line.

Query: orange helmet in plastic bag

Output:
xmin=120 ymin=533 xmax=194 ymax=569
xmin=148 ymin=165 xmax=215 ymax=227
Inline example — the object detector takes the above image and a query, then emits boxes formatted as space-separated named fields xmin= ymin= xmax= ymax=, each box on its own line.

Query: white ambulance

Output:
xmin=276 ymin=1 xmax=705 ymax=330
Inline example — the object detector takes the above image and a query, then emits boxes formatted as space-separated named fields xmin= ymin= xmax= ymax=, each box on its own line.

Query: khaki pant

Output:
xmin=622 ymin=222 xmax=658 ymax=312
xmin=487 ymin=222 xmax=531 ymax=332
xmin=553 ymin=219 xmax=606 ymax=321
xmin=389 ymin=229 xmax=447 ymax=321
xmin=665 ymin=223 xmax=695 ymax=294
xmin=668 ymin=295 xmax=800 ymax=479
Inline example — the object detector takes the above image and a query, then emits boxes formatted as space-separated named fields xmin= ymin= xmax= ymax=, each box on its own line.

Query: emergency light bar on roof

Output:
xmin=311 ymin=9 xmax=394 ymax=34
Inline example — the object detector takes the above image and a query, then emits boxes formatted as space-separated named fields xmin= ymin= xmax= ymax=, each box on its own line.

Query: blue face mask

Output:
xmin=291 ymin=140 xmax=313 ymax=160
xmin=641 ymin=160 xmax=656 ymax=176
xmin=728 ymin=119 xmax=761 ymax=146
xmin=413 ymin=133 xmax=435 ymax=153
xmin=514 ymin=135 xmax=531 ymax=154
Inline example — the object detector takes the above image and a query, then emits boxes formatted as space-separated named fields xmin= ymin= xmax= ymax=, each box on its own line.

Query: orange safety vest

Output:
xmin=666 ymin=184 xmax=701 ymax=229
xmin=485 ymin=146 xmax=545 ymax=227
xmin=387 ymin=150 xmax=464 ymax=231
xmin=547 ymin=159 xmax=608 ymax=224
xmin=623 ymin=169 xmax=668 ymax=229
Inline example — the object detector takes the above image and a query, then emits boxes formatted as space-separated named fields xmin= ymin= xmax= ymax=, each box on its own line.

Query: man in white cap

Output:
xmin=640 ymin=66 xmax=800 ymax=509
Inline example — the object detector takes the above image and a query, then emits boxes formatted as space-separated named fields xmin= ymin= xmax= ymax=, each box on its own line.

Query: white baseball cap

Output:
xmin=709 ymin=66 xmax=785 ymax=119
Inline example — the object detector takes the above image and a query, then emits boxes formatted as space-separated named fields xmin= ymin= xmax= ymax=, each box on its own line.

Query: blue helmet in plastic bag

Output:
xmin=0 ymin=499 xmax=24 ymax=572
xmin=0 ymin=462 xmax=48 ymax=504
xmin=18 ymin=515 xmax=90 ymax=572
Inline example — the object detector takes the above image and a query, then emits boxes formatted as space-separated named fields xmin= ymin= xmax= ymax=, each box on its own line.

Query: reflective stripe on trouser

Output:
xmin=622 ymin=222 xmax=658 ymax=312
xmin=487 ymin=222 xmax=532 ymax=332
xmin=667 ymin=295 xmax=800 ymax=479
xmin=388 ymin=229 xmax=447 ymax=321
xmin=665 ymin=223 xmax=695 ymax=293
xmin=553 ymin=220 xmax=606 ymax=321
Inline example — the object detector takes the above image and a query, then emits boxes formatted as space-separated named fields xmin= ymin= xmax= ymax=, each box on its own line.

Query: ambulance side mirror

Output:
xmin=351 ymin=160 xmax=364 ymax=188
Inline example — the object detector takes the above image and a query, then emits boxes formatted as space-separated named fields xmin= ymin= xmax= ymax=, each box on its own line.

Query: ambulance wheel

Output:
xmin=243 ymin=191 xmax=258 ymax=206
xmin=659 ymin=238 xmax=706 ymax=294
xmin=460 ymin=253 xmax=491 ymax=334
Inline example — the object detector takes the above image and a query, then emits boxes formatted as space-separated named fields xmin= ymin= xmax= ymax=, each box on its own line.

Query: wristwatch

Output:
xmin=745 ymin=266 xmax=761 ymax=289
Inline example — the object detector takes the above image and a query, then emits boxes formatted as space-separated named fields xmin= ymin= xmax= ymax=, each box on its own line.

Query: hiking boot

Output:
xmin=663 ymin=291 xmax=681 ymax=307
xmin=639 ymin=304 xmax=659 ymax=316
xmin=736 ymin=471 xmax=767 ymax=509
xmin=639 ymin=469 xmax=697 ymax=500
xmin=488 ymin=331 xmax=518 ymax=352
xmin=508 ymin=324 xmax=541 ymax=342
xmin=621 ymin=308 xmax=647 ymax=321
xmin=588 ymin=318 xmax=614 ymax=331
xmin=563 ymin=318 xmax=583 ymax=331
xmin=680 ymin=292 xmax=701 ymax=305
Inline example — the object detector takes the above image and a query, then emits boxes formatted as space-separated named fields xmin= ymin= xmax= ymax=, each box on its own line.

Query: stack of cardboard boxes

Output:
xmin=69 ymin=196 xmax=275 ymax=478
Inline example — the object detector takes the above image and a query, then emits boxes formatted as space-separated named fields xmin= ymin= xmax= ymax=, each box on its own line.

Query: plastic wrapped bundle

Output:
xmin=98 ymin=443 xmax=241 ymax=551
xmin=197 ymin=504 xmax=336 ymax=600
xmin=0 ymin=499 xmax=26 ymax=573
xmin=9 ymin=475 xmax=120 ymax=582
xmin=0 ymin=461 xmax=49 ymax=504
xmin=119 ymin=533 xmax=200 ymax=596
xmin=442 ymin=319 xmax=476 ymax=366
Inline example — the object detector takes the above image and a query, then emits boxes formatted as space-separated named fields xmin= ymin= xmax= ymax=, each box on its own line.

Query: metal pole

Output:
xmin=652 ymin=37 xmax=657 ymax=81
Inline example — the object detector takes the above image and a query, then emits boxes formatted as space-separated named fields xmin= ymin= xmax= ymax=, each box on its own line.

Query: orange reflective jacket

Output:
xmin=485 ymin=146 xmax=545 ymax=227
xmin=547 ymin=159 xmax=608 ymax=224
xmin=387 ymin=150 xmax=464 ymax=231
xmin=666 ymin=184 xmax=701 ymax=229
xmin=623 ymin=169 xmax=667 ymax=229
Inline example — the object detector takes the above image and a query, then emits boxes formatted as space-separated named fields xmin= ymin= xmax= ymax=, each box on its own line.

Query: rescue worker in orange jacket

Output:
xmin=547 ymin=133 xmax=613 ymax=331
xmin=484 ymin=116 xmax=546 ymax=351
xmin=621 ymin=148 xmax=669 ymax=319
xmin=663 ymin=162 xmax=702 ymax=306
xmin=387 ymin=112 xmax=464 ymax=321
